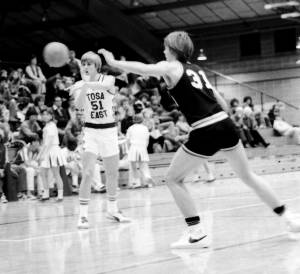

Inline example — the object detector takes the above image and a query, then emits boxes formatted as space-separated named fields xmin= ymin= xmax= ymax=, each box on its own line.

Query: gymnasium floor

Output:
xmin=1 ymin=171 xmax=300 ymax=274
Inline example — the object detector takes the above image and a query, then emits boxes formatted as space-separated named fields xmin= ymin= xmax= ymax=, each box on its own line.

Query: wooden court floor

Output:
xmin=1 ymin=171 xmax=300 ymax=274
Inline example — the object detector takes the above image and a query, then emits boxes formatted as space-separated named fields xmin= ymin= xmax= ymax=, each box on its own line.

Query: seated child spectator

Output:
xmin=18 ymin=107 xmax=42 ymax=143
xmin=148 ymin=116 xmax=165 ymax=153
xmin=243 ymin=107 xmax=270 ymax=148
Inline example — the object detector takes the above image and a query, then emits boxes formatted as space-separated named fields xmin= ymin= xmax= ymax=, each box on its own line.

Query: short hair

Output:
xmin=230 ymin=98 xmax=239 ymax=108
xmin=133 ymin=114 xmax=144 ymax=124
xmin=164 ymin=31 xmax=194 ymax=62
xmin=26 ymin=107 xmax=38 ymax=120
xmin=41 ymin=107 xmax=54 ymax=119
xmin=81 ymin=51 xmax=102 ymax=72
xmin=243 ymin=96 xmax=252 ymax=103
xmin=34 ymin=95 xmax=44 ymax=106
xmin=30 ymin=54 xmax=37 ymax=62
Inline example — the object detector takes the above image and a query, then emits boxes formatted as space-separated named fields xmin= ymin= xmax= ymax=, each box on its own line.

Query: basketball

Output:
xmin=43 ymin=42 xmax=69 ymax=67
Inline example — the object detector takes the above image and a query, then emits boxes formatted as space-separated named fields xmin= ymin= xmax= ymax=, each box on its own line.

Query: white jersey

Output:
xmin=72 ymin=74 xmax=115 ymax=124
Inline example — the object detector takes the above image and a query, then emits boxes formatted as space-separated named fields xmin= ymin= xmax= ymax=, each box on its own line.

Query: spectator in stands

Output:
xmin=0 ymin=98 xmax=9 ymax=124
xmin=25 ymin=55 xmax=46 ymax=94
xmin=133 ymin=100 xmax=144 ymax=114
xmin=0 ymin=128 xmax=7 ymax=203
xmin=8 ymin=140 xmax=29 ymax=200
xmin=38 ymin=108 xmax=65 ymax=201
xmin=33 ymin=95 xmax=46 ymax=126
xmin=126 ymin=114 xmax=154 ymax=188
xmin=150 ymin=95 xmax=164 ymax=114
xmin=61 ymin=139 xmax=81 ymax=193
xmin=229 ymin=98 xmax=240 ymax=115
xmin=8 ymin=70 xmax=21 ymax=95
xmin=68 ymin=50 xmax=81 ymax=81
xmin=243 ymin=96 xmax=254 ymax=111
xmin=243 ymin=107 xmax=270 ymax=148
xmin=63 ymin=111 xmax=84 ymax=148
xmin=67 ymin=97 xmax=76 ymax=121
xmin=0 ymin=69 xmax=8 ymax=83
xmin=268 ymin=104 xmax=277 ymax=127
xmin=17 ymin=97 xmax=31 ymax=123
xmin=18 ymin=107 xmax=41 ymax=143
xmin=273 ymin=107 xmax=300 ymax=144
xmin=176 ymin=113 xmax=190 ymax=135
xmin=2 ymin=81 xmax=13 ymax=102
xmin=160 ymin=121 xmax=181 ymax=152
xmin=8 ymin=96 xmax=20 ymax=132
xmin=231 ymin=106 xmax=255 ymax=148
xmin=52 ymin=96 xmax=69 ymax=142
xmin=148 ymin=116 xmax=165 ymax=153
xmin=121 ymin=106 xmax=134 ymax=134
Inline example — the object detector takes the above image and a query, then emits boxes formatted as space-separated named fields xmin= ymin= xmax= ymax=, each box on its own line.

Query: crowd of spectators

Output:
xmin=0 ymin=50 xmax=296 ymax=203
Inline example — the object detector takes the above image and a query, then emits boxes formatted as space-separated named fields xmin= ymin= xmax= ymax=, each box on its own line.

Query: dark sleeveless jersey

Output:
xmin=168 ymin=63 xmax=223 ymax=125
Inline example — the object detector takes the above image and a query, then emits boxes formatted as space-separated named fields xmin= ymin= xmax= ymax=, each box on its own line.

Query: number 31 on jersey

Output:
xmin=186 ymin=69 xmax=212 ymax=90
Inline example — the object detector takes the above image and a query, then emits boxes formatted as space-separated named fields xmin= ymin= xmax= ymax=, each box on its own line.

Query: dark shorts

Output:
xmin=182 ymin=118 xmax=240 ymax=158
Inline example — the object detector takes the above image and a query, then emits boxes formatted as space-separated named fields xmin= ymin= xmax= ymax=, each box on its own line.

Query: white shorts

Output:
xmin=83 ymin=127 xmax=119 ymax=157
xmin=40 ymin=146 xmax=66 ymax=168
xmin=128 ymin=145 xmax=149 ymax=162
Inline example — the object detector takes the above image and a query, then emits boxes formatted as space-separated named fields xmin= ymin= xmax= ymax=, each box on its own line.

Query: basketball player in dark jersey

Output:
xmin=99 ymin=31 xmax=300 ymax=248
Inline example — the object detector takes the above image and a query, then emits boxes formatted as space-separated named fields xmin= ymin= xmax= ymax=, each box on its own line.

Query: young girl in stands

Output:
xmin=126 ymin=114 xmax=154 ymax=188
xmin=38 ymin=108 xmax=65 ymax=201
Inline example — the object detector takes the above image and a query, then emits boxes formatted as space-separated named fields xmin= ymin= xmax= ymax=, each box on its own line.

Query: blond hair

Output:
xmin=164 ymin=31 xmax=194 ymax=62
xmin=81 ymin=51 xmax=102 ymax=72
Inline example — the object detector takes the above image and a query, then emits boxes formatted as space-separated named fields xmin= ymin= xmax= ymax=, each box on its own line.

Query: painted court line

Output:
xmin=1 ymin=196 xmax=299 ymax=243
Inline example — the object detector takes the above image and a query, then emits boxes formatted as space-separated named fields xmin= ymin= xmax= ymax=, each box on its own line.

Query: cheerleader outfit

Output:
xmin=40 ymin=121 xmax=66 ymax=168
xmin=126 ymin=123 xmax=150 ymax=162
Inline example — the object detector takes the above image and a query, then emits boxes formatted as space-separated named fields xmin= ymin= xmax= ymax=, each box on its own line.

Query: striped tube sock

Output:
xmin=107 ymin=194 xmax=118 ymax=213
xmin=79 ymin=198 xmax=90 ymax=218
xmin=185 ymin=216 xmax=200 ymax=226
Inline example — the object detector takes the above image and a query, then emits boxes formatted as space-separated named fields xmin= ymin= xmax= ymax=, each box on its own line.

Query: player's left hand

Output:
xmin=98 ymin=49 xmax=116 ymax=66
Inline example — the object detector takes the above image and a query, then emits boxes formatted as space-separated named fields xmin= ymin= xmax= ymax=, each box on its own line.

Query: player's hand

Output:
xmin=98 ymin=49 xmax=116 ymax=66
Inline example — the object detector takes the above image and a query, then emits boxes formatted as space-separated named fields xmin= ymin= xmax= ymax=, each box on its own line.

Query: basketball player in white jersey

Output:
xmin=71 ymin=51 xmax=131 ymax=229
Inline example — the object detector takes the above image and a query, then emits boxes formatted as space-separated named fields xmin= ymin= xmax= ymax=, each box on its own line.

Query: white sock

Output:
xmin=57 ymin=189 xmax=63 ymax=199
xmin=42 ymin=189 xmax=49 ymax=198
xmin=72 ymin=175 xmax=78 ymax=187
xmin=107 ymin=200 xmax=118 ymax=213
xmin=79 ymin=205 xmax=89 ymax=218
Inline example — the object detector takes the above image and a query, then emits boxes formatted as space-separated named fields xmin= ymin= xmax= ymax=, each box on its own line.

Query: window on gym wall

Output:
xmin=240 ymin=33 xmax=261 ymax=58
xmin=274 ymin=28 xmax=296 ymax=53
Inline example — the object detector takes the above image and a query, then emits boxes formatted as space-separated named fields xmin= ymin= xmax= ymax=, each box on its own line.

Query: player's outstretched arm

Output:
xmin=98 ymin=49 xmax=170 ymax=78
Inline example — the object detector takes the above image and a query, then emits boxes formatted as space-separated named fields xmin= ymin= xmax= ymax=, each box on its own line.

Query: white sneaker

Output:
xmin=205 ymin=173 xmax=216 ymax=183
xmin=0 ymin=194 xmax=7 ymax=203
xmin=77 ymin=216 xmax=89 ymax=229
xmin=284 ymin=212 xmax=300 ymax=233
xmin=171 ymin=226 xmax=210 ymax=249
xmin=106 ymin=210 xmax=131 ymax=223
xmin=27 ymin=194 xmax=37 ymax=201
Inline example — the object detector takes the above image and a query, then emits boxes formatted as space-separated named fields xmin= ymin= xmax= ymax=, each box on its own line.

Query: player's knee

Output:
xmin=83 ymin=167 xmax=94 ymax=178
xmin=165 ymin=171 xmax=182 ymax=185
xmin=238 ymin=170 xmax=254 ymax=183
